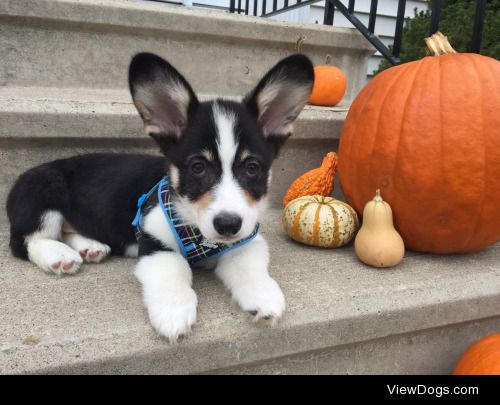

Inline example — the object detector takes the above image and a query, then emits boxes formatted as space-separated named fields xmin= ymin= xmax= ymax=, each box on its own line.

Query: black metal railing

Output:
xmin=229 ymin=0 xmax=321 ymax=17
xmin=229 ymin=0 xmax=488 ymax=66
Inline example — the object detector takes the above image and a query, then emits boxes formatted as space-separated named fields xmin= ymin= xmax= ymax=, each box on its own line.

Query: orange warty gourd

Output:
xmin=338 ymin=32 xmax=500 ymax=253
xmin=309 ymin=66 xmax=347 ymax=106
xmin=453 ymin=334 xmax=500 ymax=375
xmin=282 ymin=152 xmax=338 ymax=208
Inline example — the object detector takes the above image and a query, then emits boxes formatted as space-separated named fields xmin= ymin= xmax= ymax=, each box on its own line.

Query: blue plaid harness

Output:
xmin=132 ymin=176 xmax=259 ymax=265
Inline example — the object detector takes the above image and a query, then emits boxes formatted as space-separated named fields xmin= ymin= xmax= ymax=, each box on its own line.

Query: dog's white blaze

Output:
xmin=206 ymin=103 xmax=258 ymax=240
xmin=213 ymin=102 xmax=238 ymax=175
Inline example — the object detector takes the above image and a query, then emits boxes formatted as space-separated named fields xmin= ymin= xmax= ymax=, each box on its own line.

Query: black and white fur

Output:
xmin=7 ymin=53 xmax=314 ymax=342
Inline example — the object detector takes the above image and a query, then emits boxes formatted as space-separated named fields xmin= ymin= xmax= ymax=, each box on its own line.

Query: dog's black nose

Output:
xmin=213 ymin=213 xmax=242 ymax=237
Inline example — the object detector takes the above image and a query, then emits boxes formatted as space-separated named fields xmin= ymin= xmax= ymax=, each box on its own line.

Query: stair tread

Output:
xmin=0 ymin=86 xmax=350 ymax=112
xmin=0 ymin=86 xmax=349 ymax=140
xmin=1 ymin=209 xmax=499 ymax=374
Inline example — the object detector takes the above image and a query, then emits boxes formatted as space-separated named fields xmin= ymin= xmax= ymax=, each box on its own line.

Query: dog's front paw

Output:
xmin=234 ymin=277 xmax=285 ymax=326
xmin=146 ymin=287 xmax=198 ymax=344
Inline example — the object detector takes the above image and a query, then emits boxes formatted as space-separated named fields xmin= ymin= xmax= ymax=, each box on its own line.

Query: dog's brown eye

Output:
xmin=191 ymin=161 xmax=206 ymax=177
xmin=245 ymin=160 xmax=260 ymax=178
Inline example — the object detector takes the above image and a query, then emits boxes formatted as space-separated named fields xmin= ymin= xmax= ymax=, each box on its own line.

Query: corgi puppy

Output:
xmin=7 ymin=53 xmax=314 ymax=342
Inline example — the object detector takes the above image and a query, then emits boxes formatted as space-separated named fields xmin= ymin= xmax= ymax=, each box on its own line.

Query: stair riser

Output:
xmin=207 ymin=317 xmax=500 ymax=375
xmin=0 ymin=0 xmax=373 ymax=102
xmin=0 ymin=137 xmax=342 ymax=228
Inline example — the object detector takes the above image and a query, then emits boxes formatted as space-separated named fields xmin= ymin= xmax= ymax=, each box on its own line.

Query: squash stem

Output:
xmin=424 ymin=32 xmax=457 ymax=56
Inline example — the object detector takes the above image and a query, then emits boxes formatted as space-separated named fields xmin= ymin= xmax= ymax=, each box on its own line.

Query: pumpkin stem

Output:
xmin=374 ymin=189 xmax=383 ymax=202
xmin=425 ymin=32 xmax=457 ymax=56
xmin=324 ymin=54 xmax=332 ymax=65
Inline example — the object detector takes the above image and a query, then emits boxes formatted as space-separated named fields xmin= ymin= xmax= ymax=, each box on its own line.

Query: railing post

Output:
xmin=471 ymin=0 xmax=487 ymax=53
xmin=368 ymin=0 xmax=378 ymax=33
xmin=324 ymin=0 xmax=334 ymax=25
xmin=429 ymin=0 xmax=441 ymax=35
xmin=392 ymin=0 xmax=406 ymax=58
xmin=348 ymin=0 xmax=355 ymax=13
xmin=229 ymin=0 xmax=236 ymax=13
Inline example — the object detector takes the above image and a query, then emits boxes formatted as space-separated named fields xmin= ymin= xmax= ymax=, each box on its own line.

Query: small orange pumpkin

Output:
xmin=282 ymin=152 xmax=338 ymax=208
xmin=309 ymin=66 xmax=347 ymax=106
xmin=453 ymin=334 xmax=500 ymax=375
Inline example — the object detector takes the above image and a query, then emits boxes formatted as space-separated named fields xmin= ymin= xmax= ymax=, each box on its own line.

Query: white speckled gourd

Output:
xmin=282 ymin=195 xmax=359 ymax=248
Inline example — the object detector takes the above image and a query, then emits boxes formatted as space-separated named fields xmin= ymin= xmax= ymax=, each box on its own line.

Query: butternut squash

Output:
xmin=354 ymin=189 xmax=405 ymax=268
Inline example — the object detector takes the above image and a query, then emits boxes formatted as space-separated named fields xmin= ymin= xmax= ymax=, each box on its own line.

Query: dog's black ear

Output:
xmin=129 ymin=53 xmax=199 ymax=153
xmin=244 ymin=54 xmax=314 ymax=155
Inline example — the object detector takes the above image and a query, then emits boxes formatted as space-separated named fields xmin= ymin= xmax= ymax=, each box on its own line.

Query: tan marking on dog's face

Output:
xmin=239 ymin=149 xmax=251 ymax=162
xmin=201 ymin=149 xmax=215 ymax=162
xmin=194 ymin=191 xmax=213 ymax=213
xmin=245 ymin=191 xmax=259 ymax=207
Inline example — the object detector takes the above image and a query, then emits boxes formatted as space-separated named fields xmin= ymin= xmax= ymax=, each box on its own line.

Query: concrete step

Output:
xmin=1 ymin=209 xmax=499 ymax=374
xmin=0 ymin=86 xmax=348 ymax=141
xmin=0 ymin=0 xmax=374 ymax=103
xmin=0 ymin=86 xmax=347 ymax=223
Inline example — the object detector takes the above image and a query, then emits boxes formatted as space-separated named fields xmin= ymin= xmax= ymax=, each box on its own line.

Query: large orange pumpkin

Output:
xmin=453 ymin=334 xmax=500 ymax=375
xmin=309 ymin=66 xmax=346 ymax=106
xmin=338 ymin=33 xmax=500 ymax=253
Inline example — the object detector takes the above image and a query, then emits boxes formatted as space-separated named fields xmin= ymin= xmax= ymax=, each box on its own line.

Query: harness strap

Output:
xmin=132 ymin=176 xmax=259 ymax=264
xmin=131 ymin=178 xmax=163 ymax=228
